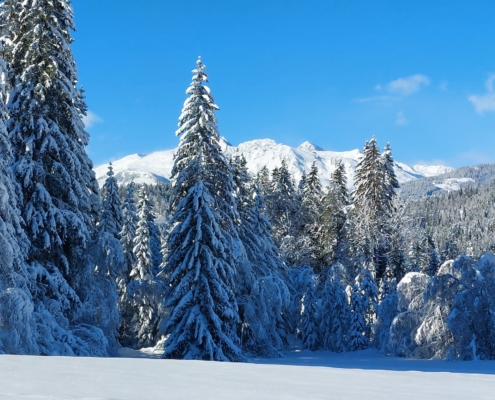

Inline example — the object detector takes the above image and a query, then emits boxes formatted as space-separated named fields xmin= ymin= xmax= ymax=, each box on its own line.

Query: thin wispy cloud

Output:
xmin=354 ymin=74 xmax=430 ymax=102
xmin=386 ymin=74 xmax=430 ymax=96
xmin=468 ymin=74 xmax=495 ymax=114
xmin=82 ymin=111 xmax=103 ymax=128
xmin=395 ymin=111 xmax=409 ymax=126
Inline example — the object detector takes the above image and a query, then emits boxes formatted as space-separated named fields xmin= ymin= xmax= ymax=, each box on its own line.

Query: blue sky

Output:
xmin=72 ymin=0 xmax=495 ymax=168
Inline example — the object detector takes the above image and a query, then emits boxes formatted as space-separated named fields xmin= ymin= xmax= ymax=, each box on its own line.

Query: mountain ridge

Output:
xmin=94 ymin=139 xmax=454 ymax=189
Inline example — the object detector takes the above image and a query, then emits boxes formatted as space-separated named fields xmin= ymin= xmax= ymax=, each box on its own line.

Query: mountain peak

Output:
xmin=298 ymin=141 xmax=324 ymax=152
xmin=94 ymin=139 xmax=448 ymax=190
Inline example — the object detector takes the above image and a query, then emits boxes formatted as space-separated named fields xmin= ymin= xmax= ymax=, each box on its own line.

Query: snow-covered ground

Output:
xmin=1 ymin=348 xmax=494 ymax=399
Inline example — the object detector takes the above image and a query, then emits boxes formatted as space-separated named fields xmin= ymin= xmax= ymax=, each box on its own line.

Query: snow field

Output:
xmin=1 ymin=349 xmax=494 ymax=399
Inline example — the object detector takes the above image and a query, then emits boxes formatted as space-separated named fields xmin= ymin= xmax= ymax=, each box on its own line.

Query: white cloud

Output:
xmin=354 ymin=74 xmax=430 ymax=103
xmin=468 ymin=94 xmax=495 ymax=113
xmin=485 ymin=74 xmax=495 ymax=91
xmin=386 ymin=74 xmax=430 ymax=96
xmin=468 ymin=74 xmax=495 ymax=114
xmin=395 ymin=111 xmax=409 ymax=126
xmin=82 ymin=111 xmax=103 ymax=128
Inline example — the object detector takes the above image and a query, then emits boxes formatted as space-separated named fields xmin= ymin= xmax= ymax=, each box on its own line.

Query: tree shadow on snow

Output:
xmin=249 ymin=348 xmax=495 ymax=375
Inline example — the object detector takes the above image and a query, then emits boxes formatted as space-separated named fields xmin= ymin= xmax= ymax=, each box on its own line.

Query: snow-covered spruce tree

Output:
xmin=120 ymin=184 xmax=161 ymax=348
xmin=169 ymin=58 xmax=238 ymax=224
xmin=287 ymin=266 xmax=315 ymax=332
xmin=0 ymin=54 xmax=38 ymax=354
xmin=148 ymin=200 xmax=163 ymax=274
xmin=319 ymin=272 xmax=350 ymax=352
xmin=132 ymin=186 xmax=155 ymax=268
xmin=118 ymin=183 xmax=138 ymax=293
xmin=351 ymin=138 xmax=385 ymax=275
xmin=1 ymin=0 xmax=115 ymax=355
xmin=99 ymin=163 xmax=123 ymax=239
xmin=231 ymin=155 xmax=290 ymax=357
xmin=255 ymin=165 xmax=271 ymax=197
xmin=298 ymin=171 xmax=307 ymax=193
xmin=319 ymin=160 xmax=350 ymax=266
xmin=440 ymin=236 xmax=459 ymax=264
xmin=162 ymin=58 xmax=244 ymax=361
xmin=419 ymin=234 xmax=440 ymax=276
xmin=351 ymin=138 xmax=400 ymax=283
xmin=298 ymin=161 xmax=323 ymax=270
xmin=380 ymin=143 xmax=399 ymax=215
xmin=164 ymin=176 xmax=244 ymax=360
xmin=79 ymin=226 xmax=122 ymax=354
xmin=356 ymin=267 xmax=379 ymax=340
xmin=79 ymin=166 xmax=124 ymax=355
xmin=299 ymin=277 xmax=320 ymax=351
xmin=380 ymin=143 xmax=406 ymax=285
xmin=347 ymin=267 xmax=379 ymax=349
xmin=302 ymin=162 xmax=322 ymax=213
xmin=266 ymin=159 xmax=297 ymax=242
xmin=378 ymin=264 xmax=397 ymax=302
xmin=386 ymin=201 xmax=408 ymax=284
xmin=348 ymin=282 xmax=369 ymax=351
xmin=373 ymin=290 xmax=399 ymax=351
xmin=408 ymin=241 xmax=424 ymax=273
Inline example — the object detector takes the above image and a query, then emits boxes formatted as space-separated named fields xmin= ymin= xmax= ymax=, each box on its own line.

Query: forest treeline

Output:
xmin=0 ymin=0 xmax=494 ymax=361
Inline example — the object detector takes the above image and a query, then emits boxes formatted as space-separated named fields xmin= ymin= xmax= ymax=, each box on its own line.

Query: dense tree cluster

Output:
xmin=402 ymin=181 xmax=495 ymax=262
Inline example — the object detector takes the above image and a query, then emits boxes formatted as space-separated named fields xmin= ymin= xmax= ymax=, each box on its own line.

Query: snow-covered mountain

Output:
xmin=399 ymin=163 xmax=495 ymax=198
xmin=412 ymin=164 xmax=455 ymax=177
xmin=95 ymin=149 xmax=175 ymax=187
xmin=94 ymin=139 xmax=452 ymax=188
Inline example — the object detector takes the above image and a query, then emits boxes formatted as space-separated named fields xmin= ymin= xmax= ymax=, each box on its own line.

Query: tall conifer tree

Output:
xmin=320 ymin=160 xmax=350 ymax=265
xmin=0 ymin=56 xmax=38 ymax=354
xmin=352 ymin=137 xmax=397 ymax=280
xmin=162 ymin=58 xmax=243 ymax=361
xmin=1 ymin=0 xmax=115 ymax=355
xmin=299 ymin=161 xmax=323 ymax=269
xmin=99 ymin=163 xmax=123 ymax=239
xmin=119 ymin=183 xmax=138 ymax=290
xmin=2 ymin=0 xmax=100 ymax=274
